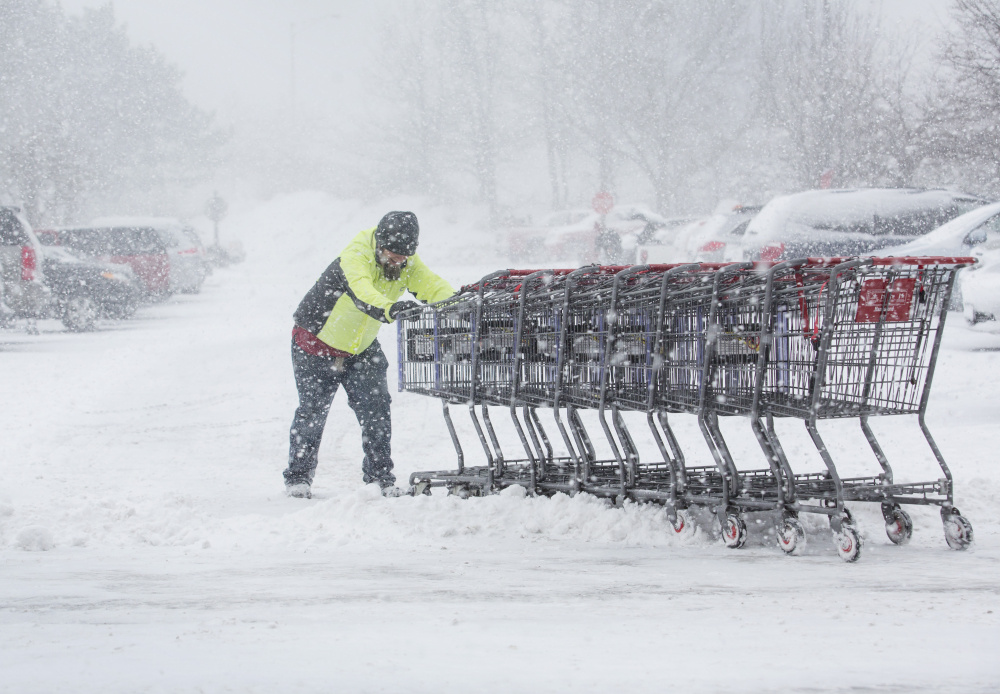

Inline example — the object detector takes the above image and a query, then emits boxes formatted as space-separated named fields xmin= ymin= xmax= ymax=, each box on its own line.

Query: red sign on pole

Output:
xmin=592 ymin=191 xmax=614 ymax=215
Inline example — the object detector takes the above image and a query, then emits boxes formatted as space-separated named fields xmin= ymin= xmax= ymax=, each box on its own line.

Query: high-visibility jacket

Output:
xmin=293 ymin=227 xmax=455 ymax=355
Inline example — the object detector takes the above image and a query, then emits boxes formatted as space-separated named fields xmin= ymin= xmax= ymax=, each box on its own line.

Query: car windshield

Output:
xmin=965 ymin=214 xmax=1000 ymax=250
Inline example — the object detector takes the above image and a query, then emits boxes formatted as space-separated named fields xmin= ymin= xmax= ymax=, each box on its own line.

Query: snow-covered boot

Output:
xmin=380 ymin=484 xmax=411 ymax=498
xmin=286 ymin=482 xmax=312 ymax=499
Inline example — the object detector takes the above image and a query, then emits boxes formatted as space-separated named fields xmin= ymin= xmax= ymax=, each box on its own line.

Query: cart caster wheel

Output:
xmin=448 ymin=485 xmax=471 ymax=499
xmin=885 ymin=507 xmax=913 ymax=545
xmin=669 ymin=510 xmax=694 ymax=538
xmin=835 ymin=525 xmax=863 ymax=562
xmin=777 ymin=518 xmax=806 ymax=555
xmin=943 ymin=514 xmax=974 ymax=550
xmin=722 ymin=513 xmax=748 ymax=549
xmin=412 ymin=481 xmax=432 ymax=497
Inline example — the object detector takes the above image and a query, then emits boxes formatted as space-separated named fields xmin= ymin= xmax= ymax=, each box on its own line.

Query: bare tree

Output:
xmin=609 ymin=2 xmax=752 ymax=211
xmin=0 ymin=1 xmax=221 ymax=224
xmin=360 ymin=3 xmax=450 ymax=197
xmin=757 ymin=1 xmax=893 ymax=189
xmin=527 ymin=2 xmax=572 ymax=210
xmin=926 ymin=0 xmax=1000 ymax=193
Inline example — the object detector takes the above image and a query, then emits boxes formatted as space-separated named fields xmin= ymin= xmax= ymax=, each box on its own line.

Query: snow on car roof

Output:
xmin=90 ymin=216 xmax=184 ymax=229
xmin=748 ymin=188 xmax=984 ymax=237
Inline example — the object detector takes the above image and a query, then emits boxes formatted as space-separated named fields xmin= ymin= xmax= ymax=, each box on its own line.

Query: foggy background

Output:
xmin=3 ymin=0 xmax=998 ymax=229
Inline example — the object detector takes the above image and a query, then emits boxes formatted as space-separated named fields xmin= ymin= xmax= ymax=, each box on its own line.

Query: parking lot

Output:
xmin=1 ymin=197 xmax=998 ymax=692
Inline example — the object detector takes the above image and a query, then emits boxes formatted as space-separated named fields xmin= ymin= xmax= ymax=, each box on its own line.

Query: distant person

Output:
xmin=594 ymin=215 xmax=623 ymax=264
xmin=284 ymin=211 xmax=455 ymax=498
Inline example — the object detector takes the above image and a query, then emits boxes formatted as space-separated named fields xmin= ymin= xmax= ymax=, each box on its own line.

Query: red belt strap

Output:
xmin=292 ymin=326 xmax=352 ymax=358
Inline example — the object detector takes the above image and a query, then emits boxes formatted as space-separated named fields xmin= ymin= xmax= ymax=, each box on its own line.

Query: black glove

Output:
xmin=389 ymin=300 xmax=421 ymax=320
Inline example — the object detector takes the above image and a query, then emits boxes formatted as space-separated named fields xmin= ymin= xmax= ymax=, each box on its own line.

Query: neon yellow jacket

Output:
xmin=293 ymin=227 xmax=455 ymax=355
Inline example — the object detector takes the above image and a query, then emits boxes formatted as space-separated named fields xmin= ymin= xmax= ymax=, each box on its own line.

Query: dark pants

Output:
xmin=284 ymin=338 xmax=394 ymax=488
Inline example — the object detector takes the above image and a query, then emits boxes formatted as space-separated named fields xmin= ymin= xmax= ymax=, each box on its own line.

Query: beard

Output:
xmin=380 ymin=259 xmax=405 ymax=281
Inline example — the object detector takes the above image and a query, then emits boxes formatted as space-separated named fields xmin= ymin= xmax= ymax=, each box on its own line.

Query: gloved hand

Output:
xmin=389 ymin=300 xmax=421 ymax=320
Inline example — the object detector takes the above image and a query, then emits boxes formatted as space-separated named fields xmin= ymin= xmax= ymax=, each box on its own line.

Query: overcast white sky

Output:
xmin=59 ymin=0 xmax=389 ymax=129
xmin=57 ymin=0 xmax=955 ymax=131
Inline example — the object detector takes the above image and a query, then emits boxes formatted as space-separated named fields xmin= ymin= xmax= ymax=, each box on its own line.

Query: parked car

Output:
xmin=0 ymin=205 xmax=49 ymax=324
xmin=33 ymin=242 xmax=143 ymax=331
xmin=879 ymin=200 xmax=1000 ymax=258
xmin=43 ymin=225 xmax=171 ymax=297
xmin=504 ymin=209 xmax=591 ymax=262
xmin=91 ymin=217 xmax=209 ymax=294
xmin=742 ymin=188 xmax=990 ymax=261
xmin=504 ymin=205 xmax=690 ymax=264
xmin=637 ymin=202 xmax=760 ymax=264
xmin=963 ymin=248 xmax=1000 ymax=326
xmin=872 ymin=201 xmax=1000 ymax=311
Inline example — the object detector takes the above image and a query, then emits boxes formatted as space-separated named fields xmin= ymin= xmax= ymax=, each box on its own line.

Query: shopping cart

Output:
xmin=598 ymin=263 xmax=702 ymax=529
xmin=690 ymin=261 xmax=803 ymax=549
xmin=626 ymin=263 xmax=727 ymax=532
xmin=399 ymin=269 xmax=540 ymax=496
xmin=552 ymin=265 xmax=643 ymax=499
xmin=751 ymin=256 xmax=977 ymax=560
xmin=512 ymin=265 xmax=621 ymax=495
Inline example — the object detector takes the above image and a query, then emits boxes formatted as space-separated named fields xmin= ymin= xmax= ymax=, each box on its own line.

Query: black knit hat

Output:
xmin=375 ymin=211 xmax=419 ymax=256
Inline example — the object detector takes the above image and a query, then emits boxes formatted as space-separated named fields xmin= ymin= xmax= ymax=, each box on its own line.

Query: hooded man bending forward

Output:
xmin=284 ymin=211 xmax=454 ymax=499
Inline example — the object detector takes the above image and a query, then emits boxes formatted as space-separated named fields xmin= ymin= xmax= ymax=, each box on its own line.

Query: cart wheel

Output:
xmin=722 ymin=513 xmax=747 ymax=549
xmin=777 ymin=518 xmax=806 ymax=555
xmin=834 ymin=525 xmax=863 ymax=562
xmin=943 ymin=514 xmax=974 ymax=550
xmin=670 ymin=510 xmax=694 ymax=537
xmin=62 ymin=293 xmax=99 ymax=332
xmin=885 ymin=507 xmax=913 ymax=545
xmin=448 ymin=484 xmax=471 ymax=499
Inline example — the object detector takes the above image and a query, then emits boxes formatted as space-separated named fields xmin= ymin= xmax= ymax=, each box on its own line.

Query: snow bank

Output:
xmin=0 ymin=484 xmax=710 ymax=554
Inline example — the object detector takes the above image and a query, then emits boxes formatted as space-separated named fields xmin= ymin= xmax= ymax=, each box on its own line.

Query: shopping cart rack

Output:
xmin=398 ymin=257 xmax=976 ymax=562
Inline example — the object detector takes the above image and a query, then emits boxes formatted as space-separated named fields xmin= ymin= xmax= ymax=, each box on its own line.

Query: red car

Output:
xmin=40 ymin=226 xmax=171 ymax=297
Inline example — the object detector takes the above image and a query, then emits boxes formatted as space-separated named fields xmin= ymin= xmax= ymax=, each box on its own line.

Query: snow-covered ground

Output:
xmin=1 ymin=193 xmax=998 ymax=693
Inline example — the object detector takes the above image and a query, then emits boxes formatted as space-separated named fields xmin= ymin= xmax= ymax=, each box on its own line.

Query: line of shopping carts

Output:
xmin=396 ymin=257 xmax=976 ymax=561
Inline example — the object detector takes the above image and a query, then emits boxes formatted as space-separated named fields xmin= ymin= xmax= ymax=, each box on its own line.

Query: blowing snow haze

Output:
xmin=3 ymin=3 xmax=1000 ymax=691
xmin=3 ymin=0 xmax=998 ymax=231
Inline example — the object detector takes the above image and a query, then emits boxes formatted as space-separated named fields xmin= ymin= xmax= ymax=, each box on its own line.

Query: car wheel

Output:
xmin=105 ymin=300 xmax=138 ymax=320
xmin=62 ymin=293 xmax=99 ymax=332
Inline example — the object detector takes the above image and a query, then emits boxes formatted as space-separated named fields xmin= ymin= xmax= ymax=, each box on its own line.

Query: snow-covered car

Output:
xmin=876 ymin=201 xmax=1000 ymax=310
xmin=36 ymin=243 xmax=143 ymax=331
xmin=45 ymin=226 xmax=171 ymax=297
xmin=91 ymin=217 xmax=209 ymax=294
xmin=503 ymin=209 xmax=592 ymax=262
xmin=503 ymin=205 xmax=682 ymax=264
xmin=878 ymin=200 xmax=1000 ymax=258
xmin=636 ymin=203 xmax=759 ymax=264
xmin=962 ymin=248 xmax=1000 ymax=326
xmin=742 ymin=188 xmax=989 ymax=261
xmin=0 ymin=205 xmax=49 ymax=325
